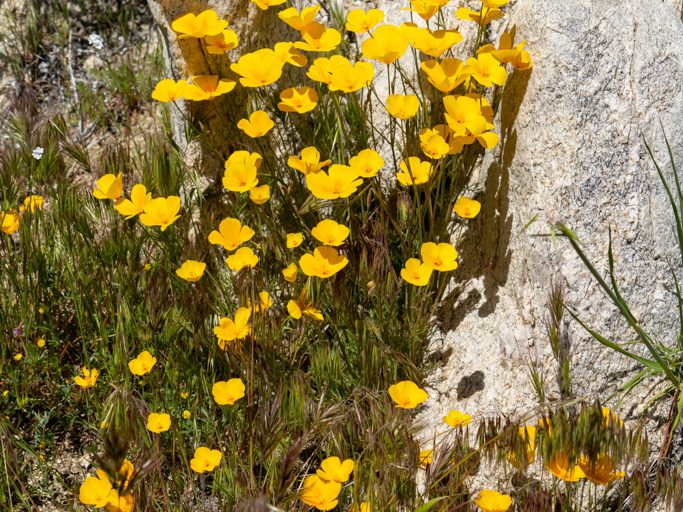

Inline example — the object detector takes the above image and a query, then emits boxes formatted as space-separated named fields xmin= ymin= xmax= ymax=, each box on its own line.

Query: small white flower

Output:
xmin=87 ymin=33 xmax=105 ymax=51
xmin=32 ymin=147 xmax=44 ymax=161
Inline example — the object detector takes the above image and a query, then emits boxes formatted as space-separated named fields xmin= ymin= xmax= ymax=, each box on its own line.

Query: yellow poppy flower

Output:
xmin=101 ymin=461 xmax=135 ymax=511
xmin=282 ymin=263 xmax=298 ymax=283
xmin=226 ymin=247 xmax=259 ymax=271
xmin=222 ymin=150 xmax=261 ymax=192
xmin=79 ymin=470 xmax=113 ymax=507
xmin=171 ymin=9 xmax=228 ymax=39
xmin=442 ymin=94 xmax=490 ymax=138
xmin=294 ymin=22 xmax=341 ymax=52
xmin=175 ymin=260 xmax=206 ymax=282
xmin=93 ymin=172 xmax=123 ymax=201
xmin=208 ymin=217 xmax=255 ymax=251
xmin=443 ymin=410 xmax=472 ymax=427
xmin=419 ymin=128 xmax=450 ymax=159
xmin=287 ymin=298 xmax=323 ymax=321
xmin=475 ymin=489 xmax=513 ymax=512
xmin=345 ymin=9 xmax=384 ymax=33
xmin=214 ymin=307 xmax=252 ymax=349
xmin=348 ymin=149 xmax=384 ymax=178
xmin=455 ymin=6 xmax=502 ymax=26
xmin=139 ymin=196 xmax=181 ymax=231
xmin=278 ymin=86 xmax=319 ymax=114
xmin=421 ymin=242 xmax=458 ymax=272
xmin=190 ymin=447 xmax=222 ymax=473
xmin=184 ymin=75 xmax=236 ymax=101
xmin=507 ymin=425 xmax=536 ymax=469
xmin=20 ymin=194 xmax=44 ymax=212
xmin=147 ymin=412 xmax=171 ymax=433
xmin=249 ymin=291 xmax=273 ymax=313
xmin=396 ymin=157 xmax=433 ymax=186
xmin=286 ymin=232 xmax=303 ymax=248
xmin=388 ymin=380 xmax=428 ymax=409
xmin=204 ymin=29 xmax=238 ymax=54
xmin=278 ymin=5 xmax=320 ymax=31
xmin=273 ymin=42 xmax=308 ymax=67
xmin=249 ymin=185 xmax=270 ymax=204
xmin=420 ymin=58 xmax=467 ymax=93
xmin=328 ymin=59 xmax=374 ymax=93
xmin=74 ymin=367 xmax=99 ymax=388
xmin=299 ymin=475 xmax=342 ymax=511
xmin=385 ymin=94 xmax=420 ymax=120
xmin=408 ymin=27 xmax=463 ymax=58
xmin=316 ymin=456 xmax=354 ymax=483
xmin=311 ymin=219 xmax=350 ymax=246
xmin=287 ymin=300 xmax=303 ymax=319
xmin=230 ymin=48 xmax=283 ymax=87
xmin=212 ymin=378 xmax=246 ymax=405
xmin=151 ymin=79 xmax=187 ymax=102
xmin=578 ymin=454 xmax=625 ymax=485
xmin=419 ymin=449 xmax=433 ymax=468
xmin=287 ymin=290 xmax=323 ymax=320
xmin=464 ymin=53 xmax=507 ymax=87
xmin=114 ymin=184 xmax=151 ymax=219
xmin=453 ymin=197 xmax=481 ymax=219
xmin=510 ymin=43 xmax=533 ymax=71
xmin=251 ymin=0 xmax=286 ymax=10
xmin=228 ymin=150 xmax=263 ymax=169
xmin=1 ymin=210 xmax=20 ymax=235
xmin=288 ymin=146 xmax=331 ymax=176
xmin=307 ymin=55 xmax=342 ymax=85
xmin=237 ymin=110 xmax=274 ymax=138
xmin=128 ymin=350 xmax=157 ymax=376
xmin=403 ymin=0 xmax=448 ymax=21
xmin=601 ymin=407 xmax=624 ymax=428
xmin=361 ymin=25 xmax=410 ymax=65
xmin=299 ymin=246 xmax=349 ymax=278
xmin=478 ymin=29 xmax=525 ymax=65
xmin=483 ymin=0 xmax=509 ymax=6
xmin=306 ymin=164 xmax=363 ymax=199
xmin=545 ymin=452 xmax=585 ymax=482
xmin=351 ymin=502 xmax=372 ymax=512
xmin=400 ymin=258 xmax=433 ymax=287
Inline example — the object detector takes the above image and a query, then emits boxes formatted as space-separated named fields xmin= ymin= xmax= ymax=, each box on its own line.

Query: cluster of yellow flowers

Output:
xmin=540 ymin=409 xmax=626 ymax=486
xmin=388 ymin=380 xmax=514 ymax=511
xmin=74 ymin=0 xmax=537 ymax=509
xmin=387 ymin=379 xmax=625 ymax=511
xmin=92 ymin=173 xmax=181 ymax=231
xmin=400 ymin=242 xmax=459 ymax=287
xmin=79 ymin=459 xmax=135 ymax=512
xmin=1 ymin=195 xmax=44 ymax=235
xmin=299 ymin=457 xmax=355 ymax=510
xmin=78 ymin=344 xmax=247 ymax=508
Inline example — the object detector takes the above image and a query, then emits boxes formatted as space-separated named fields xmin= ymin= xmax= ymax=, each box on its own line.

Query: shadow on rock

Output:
xmin=436 ymin=69 xmax=532 ymax=349
xmin=457 ymin=371 xmax=486 ymax=399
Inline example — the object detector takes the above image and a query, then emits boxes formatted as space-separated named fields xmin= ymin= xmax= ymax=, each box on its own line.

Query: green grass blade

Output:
xmin=413 ymin=497 xmax=448 ymax=512
xmin=566 ymin=308 xmax=660 ymax=371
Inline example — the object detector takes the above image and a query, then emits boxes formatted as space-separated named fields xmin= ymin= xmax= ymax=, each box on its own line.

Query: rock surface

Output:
xmin=419 ymin=0 xmax=683 ymax=443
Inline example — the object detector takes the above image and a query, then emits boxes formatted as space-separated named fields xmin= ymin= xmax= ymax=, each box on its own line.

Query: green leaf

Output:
xmin=413 ymin=497 xmax=448 ymax=512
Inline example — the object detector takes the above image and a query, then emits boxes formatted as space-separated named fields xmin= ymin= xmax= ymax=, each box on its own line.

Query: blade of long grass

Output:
xmin=566 ymin=309 xmax=660 ymax=371
xmin=557 ymin=224 xmax=679 ymax=386
xmin=413 ymin=497 xmax=448 ymax=512
xmin=644 ymin=138 xmax=683 ymax=268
